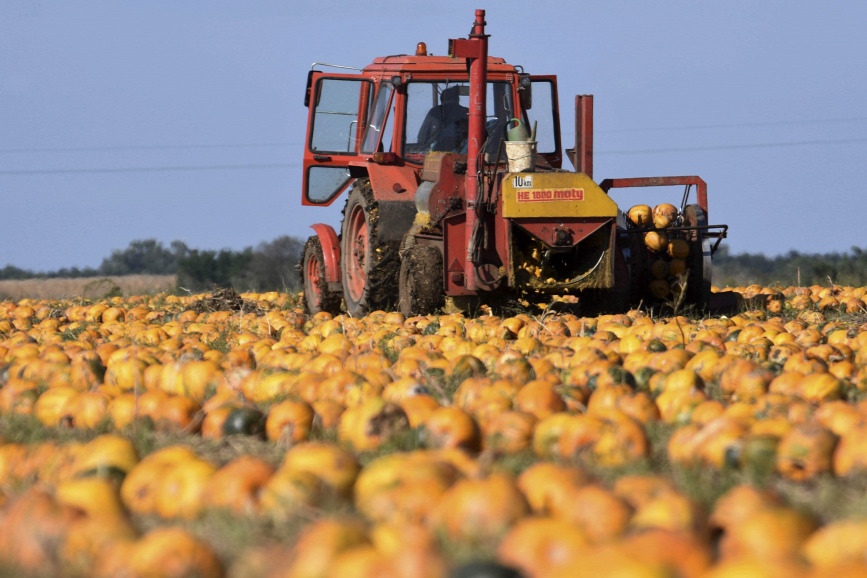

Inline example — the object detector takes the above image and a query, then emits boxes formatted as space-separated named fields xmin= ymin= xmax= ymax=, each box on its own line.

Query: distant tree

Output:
xmin=176 ymin=248 xmax=254 ymax=292
xmin=99 ymin=239 xmax=181 ymax=275
xmin=0 ymin=264 xmax=34 ymax=280
xmin=713 ymin=244 xmax=867 ymax=287
xmin=51 ymin=266 xmax=100 ymax=279
xmin=170 ymin=240 xmax=190 ymax=261
xmin=246 ymin=235 xmax=304 ymax=292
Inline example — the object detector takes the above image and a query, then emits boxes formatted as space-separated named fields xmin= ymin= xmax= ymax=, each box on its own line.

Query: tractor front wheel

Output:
xmin=302 ymin=236 xmax=341 ymax=316
xmin=399 ymin=245 xmax=444 ymax=316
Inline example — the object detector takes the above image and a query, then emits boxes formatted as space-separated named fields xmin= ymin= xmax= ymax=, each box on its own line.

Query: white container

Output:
xmin=504 ymin=140 xmax=537 ymax=172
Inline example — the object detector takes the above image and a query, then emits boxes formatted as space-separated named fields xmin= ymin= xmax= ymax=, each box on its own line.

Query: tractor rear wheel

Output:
xmin=301 ymin=236 xmax=341 ymax=316
xmin=341 ymin=182 xmax=400 ymax=317
xmin=683 ymin=204 xmax=713 ymax=311
xmin=399 ymin=245 xmax=444 ymax=316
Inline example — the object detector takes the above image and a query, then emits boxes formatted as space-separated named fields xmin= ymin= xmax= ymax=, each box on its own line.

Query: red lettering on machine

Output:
xmin=516 ymin=188 xmax=584 ymax=202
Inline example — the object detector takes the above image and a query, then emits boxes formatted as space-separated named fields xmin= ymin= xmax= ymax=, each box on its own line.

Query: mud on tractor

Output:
xmin=299 ymin=9 xmax=727 ymax=317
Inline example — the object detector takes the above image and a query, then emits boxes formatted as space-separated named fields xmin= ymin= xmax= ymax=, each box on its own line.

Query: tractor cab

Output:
xmin=301 ymin=51 xmax=561 ymax=207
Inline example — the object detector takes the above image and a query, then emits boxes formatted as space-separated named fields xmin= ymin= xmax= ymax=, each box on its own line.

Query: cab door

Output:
xmin=523 ymin=75 xmax=562 ymax=169
xmin=302 ymin=72 xmax=373 ymax=206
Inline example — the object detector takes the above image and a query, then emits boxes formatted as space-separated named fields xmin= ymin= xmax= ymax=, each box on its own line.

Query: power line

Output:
xmin=0 ymin=116 xmax=865 ymax=155
xmin=0 ymin=142 xmax=300 ymax=154
xmin=0 ymin=136 xmax=864 ymax=175
xmin=0 ymin=162 xmax=299 ymax=175
xmin=601 ymin=116 xmax=867 ymax=133
xmin=600 ymin=136 xmax=867 ymax=154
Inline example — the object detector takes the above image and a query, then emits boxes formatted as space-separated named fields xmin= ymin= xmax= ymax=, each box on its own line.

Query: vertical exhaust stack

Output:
xmin=449 ymin=9 xmax=488 ymax=291
xmin=575 ymin=94 xmax=593 ymax=179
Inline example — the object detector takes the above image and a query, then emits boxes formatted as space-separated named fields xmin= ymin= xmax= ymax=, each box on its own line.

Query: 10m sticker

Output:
xmin=516 ymin=188 xmax=585 ymax=202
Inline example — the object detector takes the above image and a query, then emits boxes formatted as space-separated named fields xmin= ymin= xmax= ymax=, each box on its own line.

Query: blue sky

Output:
xmin=2 ymin=1 xmax=866 ymax=274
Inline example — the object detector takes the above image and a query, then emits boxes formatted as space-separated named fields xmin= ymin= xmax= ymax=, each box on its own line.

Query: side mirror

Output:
xmin=518 ymin=74 xmax=532 ymax=110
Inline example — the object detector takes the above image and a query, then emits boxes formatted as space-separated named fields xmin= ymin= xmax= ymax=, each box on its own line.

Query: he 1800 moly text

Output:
xmin=516 ymin=188 xmax=585 ymax=202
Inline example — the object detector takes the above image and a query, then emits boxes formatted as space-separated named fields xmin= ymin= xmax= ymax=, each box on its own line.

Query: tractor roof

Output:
xmin=362 ymin=55 xmax=516 ymax=78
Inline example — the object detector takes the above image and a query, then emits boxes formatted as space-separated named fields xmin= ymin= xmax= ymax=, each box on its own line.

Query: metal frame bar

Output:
xmin=599 ymin=176 xmax=708 ymax=214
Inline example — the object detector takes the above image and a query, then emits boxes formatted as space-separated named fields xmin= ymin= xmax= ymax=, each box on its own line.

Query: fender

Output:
xmin=365 ymin=163 xmax=419 ymax=202
xmin=310 ymin=223 xmax=342 ymax=285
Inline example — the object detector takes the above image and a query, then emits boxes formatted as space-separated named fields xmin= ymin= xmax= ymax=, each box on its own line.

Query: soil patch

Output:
xmin=188 ymin=287 xmax=265 ymax=315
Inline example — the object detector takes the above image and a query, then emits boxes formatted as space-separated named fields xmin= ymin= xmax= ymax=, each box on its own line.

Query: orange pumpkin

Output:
xmin=71 ymin=434 xmax=139 ymax=480
xmin=649 ymin=278 xmax=671 ymax=299
xmin=612 ymin=474 xmax=679 ymax=509
xmin=135 ymin=389 xmax=170 ymax=425
xmin=802 ymin=519 xmax=867 ymax=569
xmin=653 ymin=212 xmax=672 ymax=229
xmin=120 ymin=446 xmax=199 ymax=515
xmin=650 ymin=259 xmax=669 ymax=280
xmin=54 ymin=477 xmax=128 ymax=521
xmin=34 ymin=386 xmax=79 ymax=427
xmin=281 ymin=442 xmax=360 ymax=498
xmin=338 ymin=398 xmax=410 ymax=452
xmin=653 ymin=202 xmax=679 ymax=221
xmin=517 ymin=462 xmax=592 ymax=514
xmin=627 ymin=204 xmax=653 ymax=227
xmin=644 ymin=231 xmax=669 ymax=255
xmin=668 ymin=258 xmax=687 ymax=277
xmin=420 ymin=406 xmax=481 ymax=452
xmin=353 ymin=451 xmax=461 ymax=526
xmin=550 ymin=483 xmax=632 ymax=543
xmin=258 ymin=469 xmax=324 ymax=523
xmin=154 ymin=457 xmax=217 ymax=519
xmin=432 ymin=472 xmax=529 ymax=544
xmin=62 ymin=515 xmax=138 ymax=577
xmin=497 ymin=517 xmax=590 ymax=577
xmin=398 ymin=394 xmax=441 ymax=428
xmin=0 ymin=377 xmax=39 ymax=416
xmin=284 ymin=518 xmax=370 ymax=578
xmin=797 ymin=372 xmax=844 ymax=402
xmin=717 ymin=506 xmax=815 ymax=563
xmin=265 ymin=398 xmax=315 ymax=443
xmin=0 ymin=489 xmax=85 ymax=574
xmin=832 ymin=423 xmax=867 ymax=476
xmin=483 ymin=410 xmax=538 ymax=454
xmin=513 ymin=380 xmax=566 ymax=419
xmin=128 ymin=527 xmax=222 ymax=578
xmin=668 ymin=238 xmax=690 ymax=259
xmin=776 ymin=422 xmax=838 ymax=481
xmin=621 ymin=529 xmax=713 ymax=578
xmin=630 ymin=491 xmax=707 ymax=537
xmin=204 ymin=455 xmax=275 ymax=515
xmin=709 ymin=484 xmax=784 ymax=533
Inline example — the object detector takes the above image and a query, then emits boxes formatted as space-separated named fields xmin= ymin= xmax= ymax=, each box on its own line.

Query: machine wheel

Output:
xmin=398 ymin=245 xmax=444 ymax=316
xmin=301 ymin=236 xmax=341 ymax=316
xmin=341 ymin=182 xmax=400 ymax=317
xmin=683 ymin=204 xmax=713 ymax=311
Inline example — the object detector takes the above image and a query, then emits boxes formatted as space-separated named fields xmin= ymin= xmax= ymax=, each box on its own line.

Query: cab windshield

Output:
xmin=403 ymin=81 xmax=515 ymax=163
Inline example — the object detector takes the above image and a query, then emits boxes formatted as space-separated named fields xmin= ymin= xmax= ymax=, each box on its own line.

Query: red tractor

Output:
xmin=300 ymin=9 xmax=726 ymax=317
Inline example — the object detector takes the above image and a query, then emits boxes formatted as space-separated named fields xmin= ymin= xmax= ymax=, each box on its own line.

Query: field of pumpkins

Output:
xmin=1 ymin=284 xmax=867 ymax=577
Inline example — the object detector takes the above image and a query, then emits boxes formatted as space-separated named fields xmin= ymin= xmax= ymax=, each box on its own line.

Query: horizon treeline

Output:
xmin=2 ymin=239 xmax=866 ymax=292
xmin=0 ymin=237 xmax=304 ymax=293
xmin=712 ymin=245 xmax=867 ymax=288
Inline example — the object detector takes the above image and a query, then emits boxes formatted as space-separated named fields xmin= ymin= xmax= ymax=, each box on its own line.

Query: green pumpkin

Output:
xmin=221 ymin=407 xmax=266 ymax=438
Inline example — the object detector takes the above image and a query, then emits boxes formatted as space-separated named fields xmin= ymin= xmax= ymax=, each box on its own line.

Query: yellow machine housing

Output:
xmin=503 ymin=171 xmax=621 ymax=293
xmin=502 ymin=172 xmax=619 ymax=219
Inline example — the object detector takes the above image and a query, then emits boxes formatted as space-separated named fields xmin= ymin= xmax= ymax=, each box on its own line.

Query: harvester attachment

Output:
xmin=601 ymin=177 xmax=728 ymax=312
